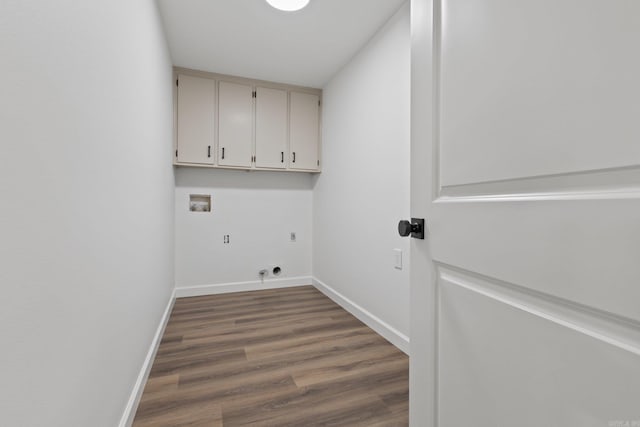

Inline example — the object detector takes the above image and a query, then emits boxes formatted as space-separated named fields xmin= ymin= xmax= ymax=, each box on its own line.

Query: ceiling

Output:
xmin=157 ymin=0 xmax=407 ymax=88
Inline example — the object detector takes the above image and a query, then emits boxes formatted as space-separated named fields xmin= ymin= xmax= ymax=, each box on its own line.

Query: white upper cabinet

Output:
xmin=218 ymin=81 xmax=253 ymax=168
xmin=255 ymin=87 xmax=288 ymax=169
xmin=174 ymin=69 xmax=321 ymax=172
xmin=176 ymin=74 xmax=215 ymax=165
xmin=289 ymin=92 xmax=320 ymax=171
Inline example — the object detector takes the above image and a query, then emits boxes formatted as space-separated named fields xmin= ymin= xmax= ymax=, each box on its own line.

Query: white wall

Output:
xmin=312 ymin=3 xmax=411 ymax=342
xmin=175 ymin=168 xmax=313 ymax=292
xmin=0 ymin=1 xmax=174 ymax=426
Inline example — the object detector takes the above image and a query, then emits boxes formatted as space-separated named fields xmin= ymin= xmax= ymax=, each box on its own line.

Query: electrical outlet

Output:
xmin=290 ymin=232 xmax=296 ymax=242
xmin=223 ymin=234 xmax=230 ymax=244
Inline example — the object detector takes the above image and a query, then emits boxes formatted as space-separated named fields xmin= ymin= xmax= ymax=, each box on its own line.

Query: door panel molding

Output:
xmin=437 ymin=0 xmax=640 ymax=189
xmin=437 ymin=263 xmax=640 ymax=357
xmin=439 ymin=164 xmax=640 ymax=201
xmin=438 ymin=268 xmax=640 ymax=427
xmin=430 ymin=199 xmax=640 ymax=323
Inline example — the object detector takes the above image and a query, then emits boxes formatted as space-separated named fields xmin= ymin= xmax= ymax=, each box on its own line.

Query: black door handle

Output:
xmin=222 ymin=147 xmax=225 ymax=159
xmin=293 ymin=152 xmax=296 ymax=163
xmin=398 ymin=218 xmax=425 ymax=239
xmin=281 ymin=152 xmax=284 ymax=163
xmin=207 ymin=145 xmax=211 ymax=158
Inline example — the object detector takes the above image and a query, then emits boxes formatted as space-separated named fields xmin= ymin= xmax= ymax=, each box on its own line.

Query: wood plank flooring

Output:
xmin=133 ymin=285 xmax=409 ymax=426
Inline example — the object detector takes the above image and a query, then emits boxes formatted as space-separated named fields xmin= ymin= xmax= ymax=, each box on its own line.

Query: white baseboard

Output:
xmin=312 ymin=277 xmax=410 ymax=355
xmin=174 ymin=276 xmax=313 ymax=298
xmin=119 ymin=290 xmax=175 ymax=427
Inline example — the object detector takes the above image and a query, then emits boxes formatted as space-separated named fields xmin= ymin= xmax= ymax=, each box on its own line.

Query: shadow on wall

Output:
xmin=175 ymin=167 xmax=314 ymax=191
xmin=311 ymin=173 xmax=321 ymax=189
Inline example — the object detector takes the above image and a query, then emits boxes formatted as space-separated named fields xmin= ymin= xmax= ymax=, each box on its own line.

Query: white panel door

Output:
xmin=176 ymin=74 xmax=215 ymax=165
xmin=255 ymin=87 xmax=287 ymax=169
xmin=289 ymin=91 xmax=319 ymax=171
xmin=218 ymin=81 xmax=253 ymax=168
xmin=410 ymin=1 xmax=640 ymax=426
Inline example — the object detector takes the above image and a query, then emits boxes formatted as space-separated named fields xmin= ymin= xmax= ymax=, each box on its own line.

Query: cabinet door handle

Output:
xmin=281 ymin=152 xmax=284 ymax=163
xmin=222 ymin=147 xmax=225 ymax=160
xmin=293 ymin=152 xmax=296 ymax=163
xmin=207 ymin=146 xmax=211 ymax=158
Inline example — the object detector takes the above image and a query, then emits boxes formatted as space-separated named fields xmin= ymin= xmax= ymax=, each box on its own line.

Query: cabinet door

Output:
xmin=176 ymin=75 xmax=215 ymax=165
xmin=289 ymin=92 xmax=320 ymax=170
xmin=218 ymin=81 xmax=253 ymax=168
xmin=255 ymin=87 xmax=287 ymax=169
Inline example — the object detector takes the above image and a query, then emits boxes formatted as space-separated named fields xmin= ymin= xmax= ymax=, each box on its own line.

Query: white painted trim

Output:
xmin=174 ymin=276 xmax=313 ymax=298
xmin=312 ymin=277 xmax=410 ymax=355
xmin=437 ymin=264 xmax=640 ymax=357
xmin=119 ymin=290 xmax=176 ymax=427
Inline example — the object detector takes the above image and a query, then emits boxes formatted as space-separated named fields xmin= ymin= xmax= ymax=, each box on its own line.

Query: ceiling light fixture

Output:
xmin=265 ymin=0 xmax=310 ymax=12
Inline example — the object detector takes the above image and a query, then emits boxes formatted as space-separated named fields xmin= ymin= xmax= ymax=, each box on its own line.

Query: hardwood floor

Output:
xmin=133 ymin=286 xmax=409 ymax=426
